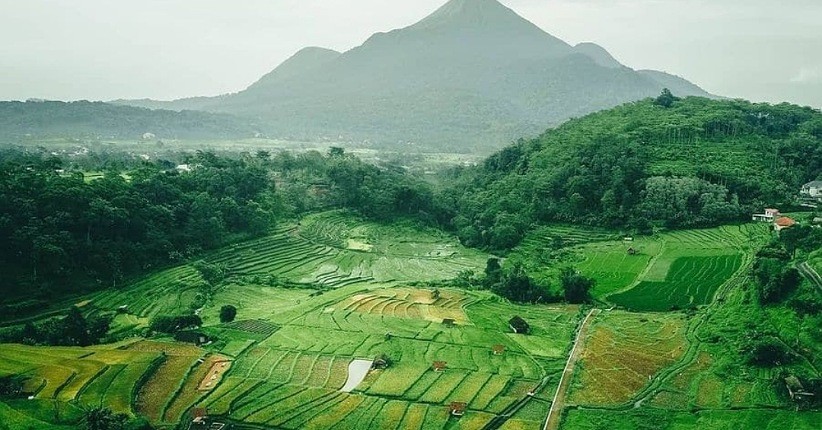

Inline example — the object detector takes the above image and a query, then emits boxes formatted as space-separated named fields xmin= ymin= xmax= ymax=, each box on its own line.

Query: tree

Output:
xmin=561 ymin=268 xmax=594 ymax=304
xmin=83 ymin=407 xmax=128 ymax=430
xmin=654 ymin=88 xmax=679 ymax=108
xmin=220 ymin=305 xmax=237 ymax=323
xmin=484 ymin=258 xmax=502 ymax=288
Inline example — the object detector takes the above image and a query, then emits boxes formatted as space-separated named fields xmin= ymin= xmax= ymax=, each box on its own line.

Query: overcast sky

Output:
xmin=1 ymin=0 xmax=820 ymax=107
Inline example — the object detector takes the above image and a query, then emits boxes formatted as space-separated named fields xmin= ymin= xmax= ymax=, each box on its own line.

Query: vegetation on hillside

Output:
xmin=444 ymin=96 xmax=822 ymax=250
xmin=0 ymin=148 xmax=445 ymax=313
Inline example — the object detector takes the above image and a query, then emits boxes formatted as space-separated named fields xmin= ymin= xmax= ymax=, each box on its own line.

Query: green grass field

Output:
xmin=1 ymin=217 xmax=814 ymax=430
xmin=576 ymin=224 xmax=768 ymax=310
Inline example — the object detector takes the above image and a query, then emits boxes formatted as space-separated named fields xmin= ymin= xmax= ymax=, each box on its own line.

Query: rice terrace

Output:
xmin=1 ymin=0 xmax=822 ymax=429
xmin=1 ymin=207 xmax=819 ymax=430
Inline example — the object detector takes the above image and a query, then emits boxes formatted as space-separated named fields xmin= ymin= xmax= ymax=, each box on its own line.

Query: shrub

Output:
xmin=219 ymin=305 xmax=237 ymax=323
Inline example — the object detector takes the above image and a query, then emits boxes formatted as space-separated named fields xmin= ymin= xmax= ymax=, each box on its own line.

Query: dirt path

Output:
xmin=798 ymin=262 xmax=822 ymax=293
xmin=543 ymin=308 xmax=600 ymax=430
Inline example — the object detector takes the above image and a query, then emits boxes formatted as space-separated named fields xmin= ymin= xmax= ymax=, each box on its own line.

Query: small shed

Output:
xmin=449 ymin=402 xmax=467 ymax=417
xmin=509 ymin=316 xmax=530 ymax=334
xmin=191 ymin=407 xmax=208 ymax=425
xmin=785 ymin=376 xmax=814 ymax=401
xmin=627 ymin=247 xmax=637 ymax=255
xmin=432 ymin=361 xmax=448 ymax=372
xmin=442 ymin=318 xmax=456 ymax=327
xmin=492 ymin=345 xmax=505 ymax=356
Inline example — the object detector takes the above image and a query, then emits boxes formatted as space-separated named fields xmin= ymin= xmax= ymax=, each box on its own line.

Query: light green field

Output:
xmin=572 ymin=224 xmax=768 ymax=309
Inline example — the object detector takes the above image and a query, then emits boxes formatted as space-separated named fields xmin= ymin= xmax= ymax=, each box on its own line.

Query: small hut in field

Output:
xmin=492 ymin=344 xmax=506 ymax=355
xmin=432 ymin=361 xmax=448 ymax=372
xmin=449 ymin=402 xmax=467 ymax=417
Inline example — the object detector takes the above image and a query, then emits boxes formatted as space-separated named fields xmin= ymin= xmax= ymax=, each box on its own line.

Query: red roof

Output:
xmin=775 ymin=217 xmax=796 ymax=227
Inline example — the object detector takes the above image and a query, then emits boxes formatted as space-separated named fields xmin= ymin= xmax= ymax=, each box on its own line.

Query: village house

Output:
xmin=774 ymin=216 xmax=797 ymax=231
xmin=492 ymin=344 xmax=506 ymax=355
xmin=752 ymin=208 xmax=781 ymax=222
xmin=432 ymin=361 xmax=448 ymax=372
xmin=801 ymin=181 xmax=822 ymax=200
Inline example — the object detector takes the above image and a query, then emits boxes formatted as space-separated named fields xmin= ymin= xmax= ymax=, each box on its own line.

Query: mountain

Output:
xmin=0 ymin=100 xmax=259 ymax=140
xmin=116 ymin=0 xmax=714 ymax=152
xmin=573 ymin=42 xmax=623 ymax=69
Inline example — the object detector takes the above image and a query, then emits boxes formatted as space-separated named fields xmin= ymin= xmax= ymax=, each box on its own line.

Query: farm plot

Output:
xmin=129 ymin=341 xmax=204 ymax=424
xmin=0 ymin=344 xmax=160 ymax=424
xmin=609 ymin=254 xmax=743 ymax=311
xmin=341 ymin=287 xmax=474 ymax=325
xmin=568 ymin=311 xmax=687 ymax=406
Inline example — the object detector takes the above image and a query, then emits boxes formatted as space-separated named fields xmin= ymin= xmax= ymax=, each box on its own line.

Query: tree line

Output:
xmin=0 ymin=147 xmax=448 ymax=315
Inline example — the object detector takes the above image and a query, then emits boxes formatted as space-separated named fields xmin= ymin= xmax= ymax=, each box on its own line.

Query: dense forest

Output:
xmin=442 ymin=96 xmax=822 ymax=250
xmin=0 ymin=148 xmax=443 ymax=315
xmin=0 ymin=100 xmax=259 ymax=140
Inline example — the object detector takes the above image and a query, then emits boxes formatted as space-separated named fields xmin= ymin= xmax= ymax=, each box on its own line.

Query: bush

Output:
xmin=219 ymin=305 xmax=237 ymax=323
xmin=149 ymin=315 xmax=202 ymax=333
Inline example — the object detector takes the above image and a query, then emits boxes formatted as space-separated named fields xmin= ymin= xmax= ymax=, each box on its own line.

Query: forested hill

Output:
xmin=445 ymin=95 xmax=822 ymax=250
xmin=0 ymin=100 xmax=259 ymax=141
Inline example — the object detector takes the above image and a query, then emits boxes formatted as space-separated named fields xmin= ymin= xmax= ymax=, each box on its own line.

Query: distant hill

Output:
xmin=445 ymin=96 xmax=822 ymax=249
xmin=115 ymin=0 xmax=714 ymax=152
xmin=0 ymin=100 xmax=259 ymax=141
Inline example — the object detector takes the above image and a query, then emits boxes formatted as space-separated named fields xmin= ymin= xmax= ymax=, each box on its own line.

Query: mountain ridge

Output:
xmin=115 ymin=0 xmax=715 ymax=151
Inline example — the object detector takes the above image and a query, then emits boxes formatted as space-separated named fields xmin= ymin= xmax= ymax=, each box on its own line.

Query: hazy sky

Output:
xmin=1 ymin=0 xmax=820 ymax=107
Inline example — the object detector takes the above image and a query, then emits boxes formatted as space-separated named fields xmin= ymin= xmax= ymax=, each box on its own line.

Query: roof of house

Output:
xmin=449 ymin=402 xmax=467 ymax=413
xmin=804 ymin=181 xmax=822 ymax=187
xmin=432 ymin=361 xmax=447 ymax=369
xmin=775 ymin=217 xmax=797 ymax=227
xmin=492 ymin=344 xmax=506 ymax=353
xmin=192 ymin=407 xmax=208 ymax=418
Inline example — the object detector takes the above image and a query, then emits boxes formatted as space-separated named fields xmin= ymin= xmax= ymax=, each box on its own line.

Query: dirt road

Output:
xmin=543 ymin=308 xmax=600 ymax=430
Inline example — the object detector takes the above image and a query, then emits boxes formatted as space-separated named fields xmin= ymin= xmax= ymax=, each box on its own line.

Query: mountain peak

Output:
xmin=413 ymin=0 xmax=530 ymax=30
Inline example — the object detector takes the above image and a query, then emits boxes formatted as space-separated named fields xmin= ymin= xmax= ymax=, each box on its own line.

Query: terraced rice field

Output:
xmin=129 ymin=341 xmax=205 ymax=424
xmin=184 ymin=287 xmax=579 ymax=430
xmin=570 ymin=224 xmax=768 ymax=308
xmin=0 ymin=343 xmax=162 ymax=428
xmin=568 ymin=311 xmax=687 ymax=406
xmin=609 ymin=254 xmax=743 ymax=311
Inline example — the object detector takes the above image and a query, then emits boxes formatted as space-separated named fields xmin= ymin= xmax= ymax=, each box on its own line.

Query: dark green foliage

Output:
xmin=492 ymin=265 xmax=552 ymax=304
xmin=219 ymin=305 xmax=237 ymax=323
xmin=743 ymin=337 xmax=794 ymax=367
xmin=653 ymin=88 xmax=680 ymax=108
xmin=560 ymin=268 xmax=595 ymax=304
xmin=446 ymin=98 xmax=822 ymax=250
xmin=508 ymin=316 xmax=530 ymax=334
xmin=754 ymin=257 xmax=801 ymax=304
xmin=0 ymin=307 xmax=111 ymax=346
xmin=194 ymin=260 xmax=228 ymax=286
xmin=83 ymin=407 xmax=127 ymax=430
xmin=149 ymin=315 xmax=202 ymax=334
xmin=0 ymin=149 xmax=447 ymax=310
xmin=779 ymin=225 xmax=822 ymax=256
xmin=483 ymin=258 xmax=502 ymax=288
xmin=0 ymin=376 xmax=24 ymax=398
